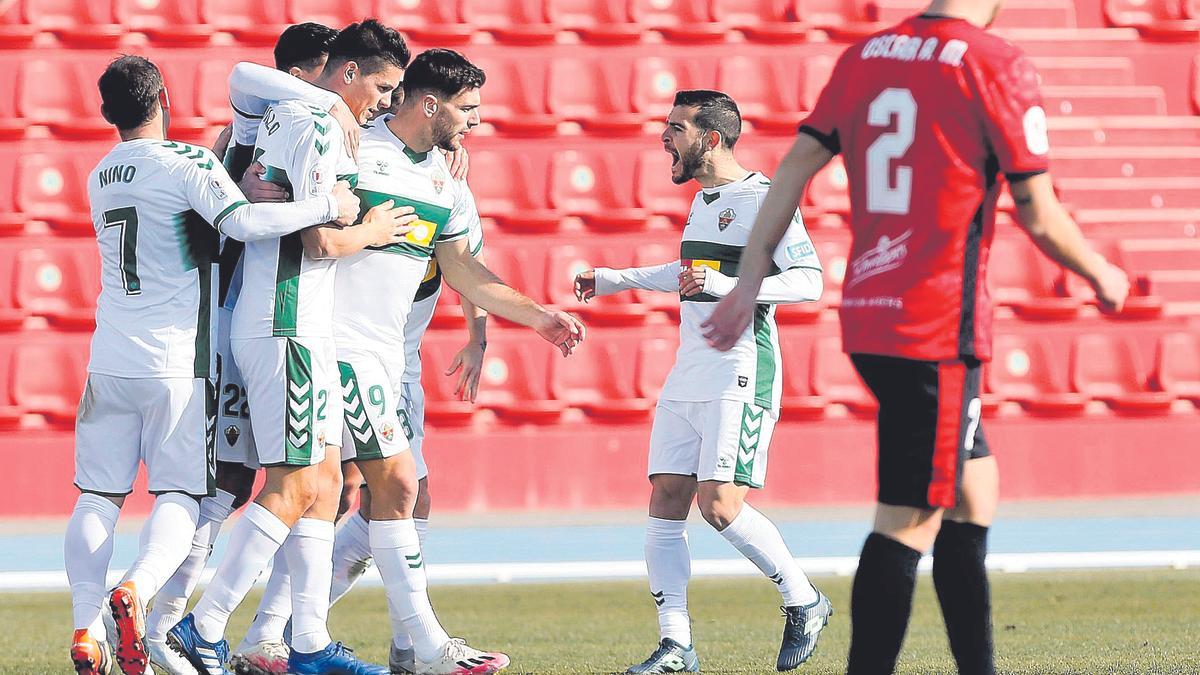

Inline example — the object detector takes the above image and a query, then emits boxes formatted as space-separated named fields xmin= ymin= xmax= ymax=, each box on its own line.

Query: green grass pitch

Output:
xmin=4 ymin=569 xmax=1198 ymax=673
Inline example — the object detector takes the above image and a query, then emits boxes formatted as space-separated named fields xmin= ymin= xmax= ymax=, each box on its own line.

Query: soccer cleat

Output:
xmin=413 ymin=638 xmax=509 ymax=675
xmin=388 ymin=644 xmax=415 ymax=674
xmin=287 ymin=641 xmax=389 ymax=675
xmin=72 ymin=628 xmax=115 ymax=675
xmin=229 ymin=640 xmax=289 ymax=675
xmin=166 ymin=613 xmax=231 ymax=675
xmin=147 ymin=636 xmax=198 ymax=675
xmin=776 ymin=589 xmax=834 ymax=671
xmin=625 ymin=638 xmax=700 ymax=674
xmin=109 ymin=581 xmax=150 ymax=675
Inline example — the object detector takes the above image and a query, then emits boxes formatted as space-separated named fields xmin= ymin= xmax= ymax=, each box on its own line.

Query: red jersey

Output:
xmin=801 ymin=15 xmax=1049 ymax=362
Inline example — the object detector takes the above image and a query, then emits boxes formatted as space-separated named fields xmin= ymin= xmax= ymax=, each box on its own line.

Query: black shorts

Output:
xmin=851 ymin=354 xmax=990 ymax=510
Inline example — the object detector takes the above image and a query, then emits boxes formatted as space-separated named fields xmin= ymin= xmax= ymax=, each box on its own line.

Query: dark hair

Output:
xmin=402 ymin=49 xmax=486 ymax=100
xmin=274 ymin=22 xmax=337 ymax=72
xmin=673 ymin=89 xmax=742 ymax=149
xmin=98 ymin=55 xmax=163 ymax=130
xmin=325 ymin=19 xmax=410 ymax=76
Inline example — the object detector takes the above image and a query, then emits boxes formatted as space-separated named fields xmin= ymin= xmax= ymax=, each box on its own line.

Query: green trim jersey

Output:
xmin=231 ymin=100 xmax=357 ymax=340
xmin=87 ymin=138 xmax=245 ymax=378
xmin=334 ymin=118 xmax=475 ymax=355
xmin=661 ymin=172 xmax=822 ymax=411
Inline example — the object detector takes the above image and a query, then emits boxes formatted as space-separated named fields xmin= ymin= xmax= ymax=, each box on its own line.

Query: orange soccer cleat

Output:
xmin=70 ymin=628 xmax=113 ymax=675
xmin=107 ymin=581 xmax=148 ymax=675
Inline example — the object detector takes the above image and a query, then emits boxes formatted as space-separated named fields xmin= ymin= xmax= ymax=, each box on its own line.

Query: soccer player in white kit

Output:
xmin=166 ymin=20 xmax=417 ymax=675
xmin=66 ymin=55 xmax=359 ymax=675
xmin=574 ymin=91 xmax=832 ymax=673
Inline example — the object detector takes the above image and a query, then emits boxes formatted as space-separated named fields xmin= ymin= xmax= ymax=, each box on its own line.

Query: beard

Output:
xmin=432 ymin=114 xmax=461 ymax=152
xmin=670 ymin=138 xmax=706 ymax=185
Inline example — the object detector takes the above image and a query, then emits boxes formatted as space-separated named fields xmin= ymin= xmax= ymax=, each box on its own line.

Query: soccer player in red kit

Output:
xmin=702 ymin=0 xmax=1131 ymax=672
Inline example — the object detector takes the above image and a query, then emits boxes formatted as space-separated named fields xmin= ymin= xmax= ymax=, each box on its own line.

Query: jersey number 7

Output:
xmin=102 ymin=206 xmax=142 ymax=295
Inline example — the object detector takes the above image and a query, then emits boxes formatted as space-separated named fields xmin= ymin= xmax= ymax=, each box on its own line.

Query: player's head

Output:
xmin=274 ymin=22 xmax=337 ymax=81
xmin=317 ymin=19 xmax=410 ymax=124
xmin=400 ymin=49 xmax=485 ymax=152
xmin=99 ymin=55 xmax=169 ymax=137
xmin=662 ymin=90 xmax=741 ymax=185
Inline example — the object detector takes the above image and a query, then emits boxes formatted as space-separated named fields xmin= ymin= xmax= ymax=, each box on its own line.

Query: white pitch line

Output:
xmin=6 ymin=550 xmax=1198 ymax=592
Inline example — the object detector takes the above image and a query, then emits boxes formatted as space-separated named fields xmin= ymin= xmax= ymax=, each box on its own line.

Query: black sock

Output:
xmin=847 ymin=533 xmax=922 ymax=675
xmin=933 ymin=521 xmax=995 ymax=675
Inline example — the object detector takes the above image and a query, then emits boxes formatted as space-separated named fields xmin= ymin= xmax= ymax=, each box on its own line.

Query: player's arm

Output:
xmin=574 ymin=262 xmax=680 ymax=302
xmin=228 ymin=62 xmax=361 ymax=159
xmin=447 ymin=247 xmax=488 ymax=402
xmin=436 ymin=237 xmax=585 ymax=357
xmin=300 ymin=201 xmax=418 ymax=259
xmin=680 ymin=265 xmax=822 ymax=303
xmin=1010 ymin=174 xmax=1129 ymax=310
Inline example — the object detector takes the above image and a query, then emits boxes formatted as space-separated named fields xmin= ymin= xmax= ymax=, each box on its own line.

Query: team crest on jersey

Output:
xmin=310 ymin=167 xmax=327 ymax=195
xmin=209 ymin=178 xmax=228 ymax=201
xmin=718 ymin=208 xmax=735 ymax=231
xmin=224 ymin=424 xmax=240 ymax=446
xmin=380 ymin=423 xmax=395 ymax=442
xmin=432 ymin=168 xmax=446 ymax=194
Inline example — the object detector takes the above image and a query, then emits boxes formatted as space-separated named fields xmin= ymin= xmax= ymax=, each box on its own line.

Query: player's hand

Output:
xmin=679 ymin=266 xmax=707 ymax=297
xmin=446 ymin=341 xmax=485 ymax=402
xmin=701 ymin=284 xmax=756 ymax=351
xmin=362 ymin=200 xmax=418 ymax=246
xmin=330 ymin=180 xmax=361 ymax=227
xmin=328 ymin=100 xmax=361 ymax=161
xmin=535 ymin=310 xmax=586 ymax=357
xmin=574 ymin=269 xmax=596 ymax=303
xmin=1091 ymin=259 xmax=1131 ymax=313
xmin=445 ymin=146 xmax=469 ymax=181
xmin=239 ymin=162 xmax=290 ymax=203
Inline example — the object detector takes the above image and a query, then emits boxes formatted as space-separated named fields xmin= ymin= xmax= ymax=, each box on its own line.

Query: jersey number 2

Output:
xmin=866 ymin=88 xmax=916 ymax=215
xmin=102 ymin=207 xmax=142 ymax=295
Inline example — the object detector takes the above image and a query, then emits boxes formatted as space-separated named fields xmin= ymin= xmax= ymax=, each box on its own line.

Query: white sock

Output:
xmin=238 ymin=548 xmax=292 ymax=650
xmin=718 ymin=504 xmax=817 ymax=607
xmin=370 ymin=519 xmax=450 ymax=662
xmin=329 ymin=510 xmax=372 ymax=607
xmin=388 ymin=517 xmax=429 ymax=652
xmin=192 ymin=502 xmax=290 ymax=643
xmin=65 ymin=494 xmax=120 ymax=641
xmin=284 ymin=518 xmax=335 ymax=654
xmin=146 ymin=490 xmax=237 ymax=642
xmin=645 ymin=517 xmax=691 ymax=646
xmin=125 ymin=493 xmax=200 ymax=601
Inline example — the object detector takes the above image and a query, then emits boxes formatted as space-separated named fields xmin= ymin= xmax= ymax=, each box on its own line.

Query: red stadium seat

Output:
xmin=715 ymin=54 xmax=805 ymax=132
xmin=202 ymin=0 xmax=289 ymax=45
xmin=632 ymin=56 xmax=717 ymax=119
xmin=1049 ymin=147 xmax=1200 ymax=180
xmin=375 ymin=0 xmax=474 ymax=42
xmin=14 ymin=241 xmax=100 ymax=329
xmin=114 ymin=0 xmax=214 ymax=45
xmin=778 ymin=333 xmax=826 ymax=419
xmin=636 ymin=327 xmax=679 ymax=400
xmin=1104 ymin=0 xmax=1199 ymax=39
xmin=1055 ymin=177 xmax=1200 ymax=211
xmin=550 ymin=149 xmax=648 ymax=229
xmin=288 ymin=0 xmax=375 ymax=29
xmin=0 ymin=0 xmax=35 ymax=48
xmin=470 ymin=54 xmax=557 ymax=133
xmin=795 ymin=0 xmax=882 ymax=38
xmin=544 ymin=0 xmax=642 ymax=42
xmin=1040 ymin=86 xmax=1167 ymax=117
xmin=869 ymin=0 xmax=1077 ymax=28
xmin=810 ymin=335 xmax=877 ymax=415
xmin=1152 ymin=333 xmax=1200 ymax=404
xmin=468 ymin=149 xmax=559 ymax=231
xmin=551 ymin=329 xmax=652 ymax=420
xmin=988 ymin=334 xmax=1085 ymax=415
xmin=546 ymin=56 xmax=642 ymax=132
xmin=1032 ymin=57 xmax=1135 ymax=87
xmin=0 ymin=243 xmax=28 ymax=330
xmin=418 ymin=333 xmax=477 ymax=425
xmin=475 ymin=334 xmax=565 ymax=423
xmin=628 ymin=0 xmax=725 ymax=41
xmin=18 ymin=56 xmax=114 ymax=139
xmin=0 ymin=58 xmax=23 ymax=140
xmin=196 ymin=55 xmax=258 ymax=127
xmin=635 ymin=149 xmax=695 ymax=223
xmin=0 ymin=338 xmax=23 ymax=428
xmin=154 ymin=53 xmax=218 ymax=140
xmin=987 ymin=236 xmax=1081 ymax=320
xmin=12 ymin=334 xmax=89 ymax=425
xmin=16 ymin=149 xmax=101 ymax=234
xmin=0 ymin=147 xmax=26 ymax=234
xmin=546 ymin=241 xmax=646 ymax=323
xmin=1070 ymin=334 xmax=1173 ymax=414
xmin=461 ymin=0 xmax=557 ymax=43
xmin=25 ymin=0 xmax=123 ymax=46
xmin=712 ymin=0 xmax=810 ymax=41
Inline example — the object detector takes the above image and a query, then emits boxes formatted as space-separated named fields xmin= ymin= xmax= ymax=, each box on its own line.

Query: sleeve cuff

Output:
xmin=323 ymin=194 xmax=339 ymax=223
xmin=798 ymin=125 xmax=841 ymax=155
xmin=593 ymin=267 xmax=621 ymax=296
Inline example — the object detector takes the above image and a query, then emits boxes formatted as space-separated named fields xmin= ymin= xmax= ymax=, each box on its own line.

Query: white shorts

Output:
xmin=232 ymin=336 xmax=342 ymax=467
xmin=215 ymin=309 xmax=258 ymax=469
xmin=338 ymin=347 xmax=411 ymax=462
xmin=647 ymin=399 xmax=777 ymax=488
xmin=400 ymin=381 xmax=427 ymax=480
xmin=75 ymin=373 xmax=216 ymax=497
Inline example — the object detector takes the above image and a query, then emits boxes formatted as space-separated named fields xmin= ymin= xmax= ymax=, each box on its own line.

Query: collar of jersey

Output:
xmin=700 ymin=170 xmax=760 ymax=204
xmin=379 ymin=117 xmax=432 ymax=164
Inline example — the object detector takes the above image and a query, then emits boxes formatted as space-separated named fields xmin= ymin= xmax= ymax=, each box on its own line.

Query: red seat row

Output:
xmin=0 ymin=332 xmax=89 ymax=427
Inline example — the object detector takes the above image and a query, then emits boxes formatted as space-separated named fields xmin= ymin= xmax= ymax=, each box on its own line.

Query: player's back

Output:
xmin=87 ymin=139 xmax=221 ymax=378
xmin=802 ymin=15 xmax=1048 ymax=362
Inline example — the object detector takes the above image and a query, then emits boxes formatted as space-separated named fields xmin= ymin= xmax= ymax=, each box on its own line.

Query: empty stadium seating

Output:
xmin=1153 ymin=333 xmax=1200 ymax=403
xmin=987 ymin=333 xmax=1087 ymax=415
xmin=12 ymin=332 xmax=88 ymax=425
xmin=1071 ymin=333 xmax=1174 ymax=413
xmin=1103 ymin=0 xmax=1199 ymax=38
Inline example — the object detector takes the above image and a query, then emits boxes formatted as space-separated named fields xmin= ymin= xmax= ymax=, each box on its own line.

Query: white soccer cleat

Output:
xmin=228 ymin=640 xmax=290 ymax=675
xmin=146 ymin=637 xmax=196 ymax=675
xmin=413 ymin=638 xmax=509 ymax=675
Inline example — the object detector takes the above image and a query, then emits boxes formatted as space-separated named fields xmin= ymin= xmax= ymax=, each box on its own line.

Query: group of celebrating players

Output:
xmin=64 ymin=0 xmax=1132 ymax=674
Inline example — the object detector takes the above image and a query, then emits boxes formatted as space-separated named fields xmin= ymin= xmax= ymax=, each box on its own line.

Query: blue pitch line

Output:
xmin=3 ymin=516 xmax=1199 ymax=573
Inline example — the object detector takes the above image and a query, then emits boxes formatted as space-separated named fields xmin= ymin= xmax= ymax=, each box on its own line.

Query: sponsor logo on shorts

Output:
xmin=738 ymin=375 xmax=748 ymax=388
xmin=224 ymin=424 xmax=240 ymax=446
xmin=381 ymin=423 xmax=395 ymax=442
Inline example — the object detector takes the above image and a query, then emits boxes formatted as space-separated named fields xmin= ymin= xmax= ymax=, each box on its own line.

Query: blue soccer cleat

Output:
xmin=166 ymin=612 xmax=232 ymax=675
xmin=287 ymin=641 xmax=389 ymax=675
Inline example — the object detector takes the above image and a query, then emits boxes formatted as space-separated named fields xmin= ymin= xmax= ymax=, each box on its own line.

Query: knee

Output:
xmin=698 ymin=497 xmax=740 ymax=531
xmin=282 ymin=472 xmax=320 ymax=513
xmin=648 ymin=477 xmax=694 ymax=520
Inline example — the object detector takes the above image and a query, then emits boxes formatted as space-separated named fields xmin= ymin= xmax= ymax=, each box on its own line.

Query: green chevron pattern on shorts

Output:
xmin=734 ymin=404 xmax=765 ymax=488
xmin=339 ymin=361 xmax=382 ymax=460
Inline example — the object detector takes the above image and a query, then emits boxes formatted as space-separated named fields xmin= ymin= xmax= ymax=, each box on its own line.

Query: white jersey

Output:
xmin=660 ymin=172 xmax=822 ymax=411
xmin=87 ymin=138 xmax=249 ymax=379
xmin=402 ymin=201 xmax=484 ymax=383
xmin=334 ymin=117 xmax=476 ymax=356
xmin=231 ymin=100 xmax=357 ymax=340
